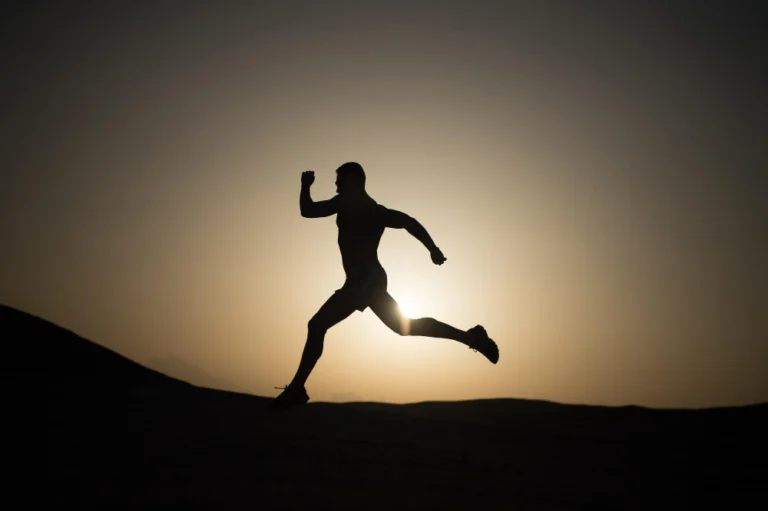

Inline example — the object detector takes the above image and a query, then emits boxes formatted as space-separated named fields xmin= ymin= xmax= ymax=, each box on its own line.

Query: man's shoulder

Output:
xmin=377 ymin=204 xmax=401 ymax=220
xmin=338 ymin=193 xmax=380 ymax=208
xmin=377 ymin=204 xmax=405 ymax=215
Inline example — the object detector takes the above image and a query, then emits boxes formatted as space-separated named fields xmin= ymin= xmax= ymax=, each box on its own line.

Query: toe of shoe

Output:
xmin=489 ymin=341 xmax=499 ymax=363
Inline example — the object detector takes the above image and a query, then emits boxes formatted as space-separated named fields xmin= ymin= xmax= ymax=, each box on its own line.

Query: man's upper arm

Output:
xmin=380 ymin=206 xmax=413 ymax=229
xmin=302 ymin=195 xmax=339 ymax=218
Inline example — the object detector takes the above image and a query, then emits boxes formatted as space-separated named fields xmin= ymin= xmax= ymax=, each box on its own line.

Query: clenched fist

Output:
xmin=301 ymin=170 xmax=315 ymax=187
xmin=430 ymin=247 xmax=447 ymax=265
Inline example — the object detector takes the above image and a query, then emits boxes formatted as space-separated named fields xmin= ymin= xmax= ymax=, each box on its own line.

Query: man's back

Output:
xmin=335 ymin=192 xmax=387 ymax=276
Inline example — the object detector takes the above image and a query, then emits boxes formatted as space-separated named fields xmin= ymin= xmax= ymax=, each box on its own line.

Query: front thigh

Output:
xmin=369 ymin=291 xmax=408 ymax=335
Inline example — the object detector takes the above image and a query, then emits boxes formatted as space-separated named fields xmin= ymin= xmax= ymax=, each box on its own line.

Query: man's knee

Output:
xmin=393 ymin=316 xmax=411 ymax=336
xmin=308 ymin=315 xmax=328 ymax=336
xmin=407 ymin=317 xmax=433 ymax=336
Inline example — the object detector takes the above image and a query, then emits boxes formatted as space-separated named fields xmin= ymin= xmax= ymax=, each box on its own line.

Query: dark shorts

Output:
xmin=334 ymin=266 xmax=388 ymax=312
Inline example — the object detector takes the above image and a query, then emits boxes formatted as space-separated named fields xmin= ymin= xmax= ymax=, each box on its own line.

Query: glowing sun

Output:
xmin=397 ymin=297 xmax=419 ymax=318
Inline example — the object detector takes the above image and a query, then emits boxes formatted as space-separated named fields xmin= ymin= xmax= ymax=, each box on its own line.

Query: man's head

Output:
xmin=335 ymin=162 xmax=366 ymax=194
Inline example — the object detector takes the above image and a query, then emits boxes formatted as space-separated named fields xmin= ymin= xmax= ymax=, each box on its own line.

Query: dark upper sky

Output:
xmin=2 ymin=1 xmax=766 ymax=406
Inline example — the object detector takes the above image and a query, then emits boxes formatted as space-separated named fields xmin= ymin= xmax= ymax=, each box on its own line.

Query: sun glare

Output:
xmin=397 ymin=298 xmax=418 ymax=318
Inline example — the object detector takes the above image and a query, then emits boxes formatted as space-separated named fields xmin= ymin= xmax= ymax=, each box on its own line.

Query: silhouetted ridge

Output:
xmin=2 ymin=304 xmax=189 ymax=397
xmin=348 ymin=398 xmax=768 ymax=438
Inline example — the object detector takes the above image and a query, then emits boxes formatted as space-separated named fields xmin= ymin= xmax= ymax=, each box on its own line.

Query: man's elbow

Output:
xmin=402 ymin=216 xmax=419 ymax=231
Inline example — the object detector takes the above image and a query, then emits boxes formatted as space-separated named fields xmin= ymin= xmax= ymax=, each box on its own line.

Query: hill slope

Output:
xmin=3 ymin=304 xmax=765 ymax=510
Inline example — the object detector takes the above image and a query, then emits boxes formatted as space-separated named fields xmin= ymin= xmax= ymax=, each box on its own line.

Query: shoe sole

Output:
xmin=267 ymin=395 xmax=310 ymax=412
xmin=470 ymin=326 xmax=499 ymax=364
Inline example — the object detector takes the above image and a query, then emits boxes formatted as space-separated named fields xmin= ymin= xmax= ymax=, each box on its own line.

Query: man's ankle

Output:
xmin=288 ymin=381 xmax=306 ymax=391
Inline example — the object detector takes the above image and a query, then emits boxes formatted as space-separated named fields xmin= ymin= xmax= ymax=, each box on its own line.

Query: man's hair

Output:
xmin=336 ymin=161 xmax=366 ymax=188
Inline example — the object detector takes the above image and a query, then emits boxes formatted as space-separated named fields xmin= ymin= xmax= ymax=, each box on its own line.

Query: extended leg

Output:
xmin=369 ymin=291 xmax=499 ymax=363
xmin=289 ymin=291 xmax=357 ymax=389
xmin=369 ymin=291 xmax=471 ymax=345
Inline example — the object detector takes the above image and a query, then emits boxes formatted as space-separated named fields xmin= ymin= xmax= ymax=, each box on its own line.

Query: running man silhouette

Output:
xmin=270 ymin=162 xmax=498 ymax=410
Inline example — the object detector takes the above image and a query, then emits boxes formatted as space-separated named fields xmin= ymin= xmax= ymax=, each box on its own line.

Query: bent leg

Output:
xmin=290 ymin=291 xmax=357 ymax=389
xmin=369 ymin=291 xmax=471 ymax=346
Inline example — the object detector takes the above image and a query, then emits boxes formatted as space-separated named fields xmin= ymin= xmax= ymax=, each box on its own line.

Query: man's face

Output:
xmin=335 ymin=172 xmax=348 ymax=194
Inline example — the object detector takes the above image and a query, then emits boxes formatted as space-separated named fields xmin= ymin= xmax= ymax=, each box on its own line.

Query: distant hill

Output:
xmin=146 ymin=355 xmax=251 ymax=394
xmin=3 ymin=303 xmax=766 ymax=510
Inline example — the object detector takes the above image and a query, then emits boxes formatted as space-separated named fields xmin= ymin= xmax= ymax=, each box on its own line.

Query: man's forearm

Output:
xmin=406 ymin=219 xmax=438 ymax=252
xmin=300 ymin=184 xmax=313 ymax=213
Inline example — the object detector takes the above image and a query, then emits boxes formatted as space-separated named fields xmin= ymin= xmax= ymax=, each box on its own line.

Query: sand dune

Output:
xmin=4 ymin=304 xmax=765 ymax=510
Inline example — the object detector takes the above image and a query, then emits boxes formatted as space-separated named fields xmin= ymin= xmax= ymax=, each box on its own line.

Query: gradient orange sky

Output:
xmin=2 ymin=2 xmax=766 ymax=407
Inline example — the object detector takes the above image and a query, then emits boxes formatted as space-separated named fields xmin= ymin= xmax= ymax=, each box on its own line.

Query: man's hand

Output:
xmin=430 ymin=247 xmax=447 ymax=265
xmin=301 ymin=170 xmax=315 ymax=187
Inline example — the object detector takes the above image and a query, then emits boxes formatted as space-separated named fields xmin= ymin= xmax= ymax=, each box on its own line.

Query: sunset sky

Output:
xmin=2 ymin=1 xmax=766 ymax=407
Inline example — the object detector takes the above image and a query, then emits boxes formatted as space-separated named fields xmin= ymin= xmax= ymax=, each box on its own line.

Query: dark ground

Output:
xmin=3 ymin=304 xmax=766 ymax=510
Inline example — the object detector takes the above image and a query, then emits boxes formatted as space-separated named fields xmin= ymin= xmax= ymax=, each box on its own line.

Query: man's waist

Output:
xmin=342 ymin=259 xmax=383 ymax=275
